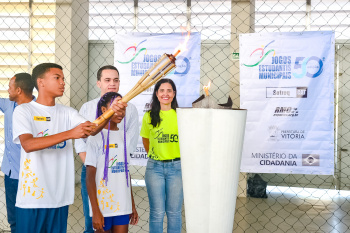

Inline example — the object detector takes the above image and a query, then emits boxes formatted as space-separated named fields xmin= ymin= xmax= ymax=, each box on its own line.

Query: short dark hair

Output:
xmin=97 ymin=65 xmax=119 ymax=81
xmin=32 ymin=63 xmax=63 ymax=90
xmin=14 ymin=73 xmax=34 ymax=96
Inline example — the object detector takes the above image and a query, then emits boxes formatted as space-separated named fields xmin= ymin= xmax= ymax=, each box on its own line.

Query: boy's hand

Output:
xmin=129 ymin=206 xmax=139 ymax=225
xmin=92 ymin=210 xmax=104 ymax=232
xmin=110 ymin=96 xmax=127 ymax=121
xmin=70 ymin=121 xmax=96 ymax=139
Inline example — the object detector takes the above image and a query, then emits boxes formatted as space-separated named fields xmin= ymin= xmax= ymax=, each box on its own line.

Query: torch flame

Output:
xmin=203 ymin=81 xmax=211 ymax=96
xmin=173 ymin=30 xmax=191 ymax=57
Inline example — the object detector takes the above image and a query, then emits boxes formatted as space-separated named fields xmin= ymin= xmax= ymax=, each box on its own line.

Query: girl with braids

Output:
xmin=85 ymin=92 xmax=138 ymax=233
xmin=140 ymin=79 xmax=183 ymax=233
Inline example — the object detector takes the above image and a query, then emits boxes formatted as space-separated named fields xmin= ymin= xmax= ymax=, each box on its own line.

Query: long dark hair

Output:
xmin=149 ymin=78 xmax=179 ymax=127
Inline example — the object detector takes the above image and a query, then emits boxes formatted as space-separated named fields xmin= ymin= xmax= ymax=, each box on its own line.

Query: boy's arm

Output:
xmin=86 ymin=165 xmax=104 ymax=231
xmin=19 ymin=121 xmax=95 ymax=153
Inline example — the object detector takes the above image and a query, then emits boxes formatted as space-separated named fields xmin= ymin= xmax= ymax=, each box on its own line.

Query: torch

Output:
xmin=93 ymin=34 xmax=190 ymax=126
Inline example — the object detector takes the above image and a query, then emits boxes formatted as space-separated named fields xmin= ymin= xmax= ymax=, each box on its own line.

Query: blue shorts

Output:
xmin=16 ymin=205 xmax=69 ymax=233
xmin=103 ymin=214 xmax=130 ymax=231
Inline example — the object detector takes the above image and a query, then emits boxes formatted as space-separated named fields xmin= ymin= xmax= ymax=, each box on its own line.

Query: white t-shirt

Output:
xmin=74 ymin=98 xmax=139 ymax=155
xmin=85 ymin=129 xmax=132 ymax=217
xmin=13 ymin=101 xmax=86 ymax=208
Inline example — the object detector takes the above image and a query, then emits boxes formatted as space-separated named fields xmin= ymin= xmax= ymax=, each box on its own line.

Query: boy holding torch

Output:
xmin=12 ymin=63 xmax=126 ymax=233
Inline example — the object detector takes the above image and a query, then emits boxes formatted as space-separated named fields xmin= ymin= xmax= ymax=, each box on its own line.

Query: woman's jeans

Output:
xmin=145 ymin=159 xmax=184 ymax=233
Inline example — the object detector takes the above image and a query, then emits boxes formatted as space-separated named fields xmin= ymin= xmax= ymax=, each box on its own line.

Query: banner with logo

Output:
xmin=115 ymin=32 xmax=201 ymax=166
xmin=240 ymin=31 xmax=334 ymax=175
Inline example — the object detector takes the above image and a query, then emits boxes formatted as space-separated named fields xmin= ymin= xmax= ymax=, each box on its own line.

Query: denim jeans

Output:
xmin=4 ymin=173 xmax=18 ymax=233
xmin=81 ymin=165 xmax=94 ymax=233
xmin=145 ymin=159 xmax=184 ymax=233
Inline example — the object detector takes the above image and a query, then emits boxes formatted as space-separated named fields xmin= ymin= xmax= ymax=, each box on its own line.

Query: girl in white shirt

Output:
xmin=85 ymin=92 xmax=138 ymax=233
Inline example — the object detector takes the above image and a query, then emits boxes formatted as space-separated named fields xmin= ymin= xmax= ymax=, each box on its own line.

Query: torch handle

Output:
xmin=92 ymin=53 xmax=177 ymax=126
xmin=123 ymin=54 xmax=168 ymax=101
xmin=93 ymin=109 xmax=114 ymax=125
xmin=92 ymin=97 xmax=129 ymax=125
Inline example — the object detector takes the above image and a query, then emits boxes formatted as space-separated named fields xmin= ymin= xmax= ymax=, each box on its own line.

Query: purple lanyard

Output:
xmin=124 ymin=117 xmax=129 ymax=187
xmin=101 ymin=112 xmax=129 ymax=187
xmin=101 ymin=120 xmax=111 ymax=186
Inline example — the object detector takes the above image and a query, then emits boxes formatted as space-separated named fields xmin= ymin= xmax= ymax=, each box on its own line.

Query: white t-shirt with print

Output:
xmin=85 ymin=129 xmax=132 ymax=217
xmin=13 ymin=101 xmax=86 ymax=208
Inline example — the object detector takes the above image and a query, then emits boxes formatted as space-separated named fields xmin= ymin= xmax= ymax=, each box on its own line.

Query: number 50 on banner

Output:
xmin=293 ymin=56 xmax=324 ymax=78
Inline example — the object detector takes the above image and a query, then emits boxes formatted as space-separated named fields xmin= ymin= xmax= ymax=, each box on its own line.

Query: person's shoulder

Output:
xmin=87 ymin=133 xmax=100 ymax=142
xmin=0 ymin=98 xmax=11 ymax=104
xmin=126 ymin=102 xmax=138 ymax=119
xmin=56 ymin=104 xmax=83 ymax=118
xmin=167 ymin=109 xmax=178 ymax=118
xmin=13 ymin=102 xmax=34 ymax=119
xmin=56 ymin=103 xmax=76 ymax=111
xmin=87 ymin=132 xmax=103 ymax=147
xmin=127 ymin=102 xmax=136 ymax=108
xmin=0 ymin=98 xmax=14 ymax=111
xmin=142 ymin=110 xmax=151 ymax=120
xmin=160 ymin=109 xmax=177 ymax=119
xmin=81 ymin=98 xmax=99 ymax=108
xmin=126 ymin=102 xmax=137 ymax=112
xmin=17 ymin=101 xmax=34 ymax=111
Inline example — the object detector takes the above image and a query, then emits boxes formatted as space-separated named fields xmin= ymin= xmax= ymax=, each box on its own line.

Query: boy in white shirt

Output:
xmin=12 ymin=63 xmax=127 ymax=233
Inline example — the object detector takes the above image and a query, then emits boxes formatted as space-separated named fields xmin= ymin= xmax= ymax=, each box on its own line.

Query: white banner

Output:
xmin=240 ymin=31 xmax=335 ymax=175
xmin=115 ymin=32 xmax=201 ymax=166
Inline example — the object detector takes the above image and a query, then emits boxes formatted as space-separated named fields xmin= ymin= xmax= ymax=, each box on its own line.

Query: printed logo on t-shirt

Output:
xmin=97 ymin=179 xmax=120 ymax=212
xmin=108 ymin=154 xmax=127 ymax=174
xmin=108 ymin=155 xmax=118 ymax=168
xmin=37 ymin=129 xmax=49 ymax=137
xmin=34 ymin=116 xmax=51 ymax=121
xmin=111 ymin=161 xmax=127 ymax=173
xmin=154 ymin=128 xmax=178 ymax=143
xmin=20 ymin=158 xmax=45 ymax=200
xmin=105 ymin=144 xmax=118 ymax=149
xmin=148 ymin=147 xmax=158 ymax=160
xmin=37 ymin=129 xmax=67 ymax=149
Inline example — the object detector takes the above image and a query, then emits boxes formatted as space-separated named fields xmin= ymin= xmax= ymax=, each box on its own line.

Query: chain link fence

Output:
xmin=0 ymin=0 xmax=349 ymax=232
